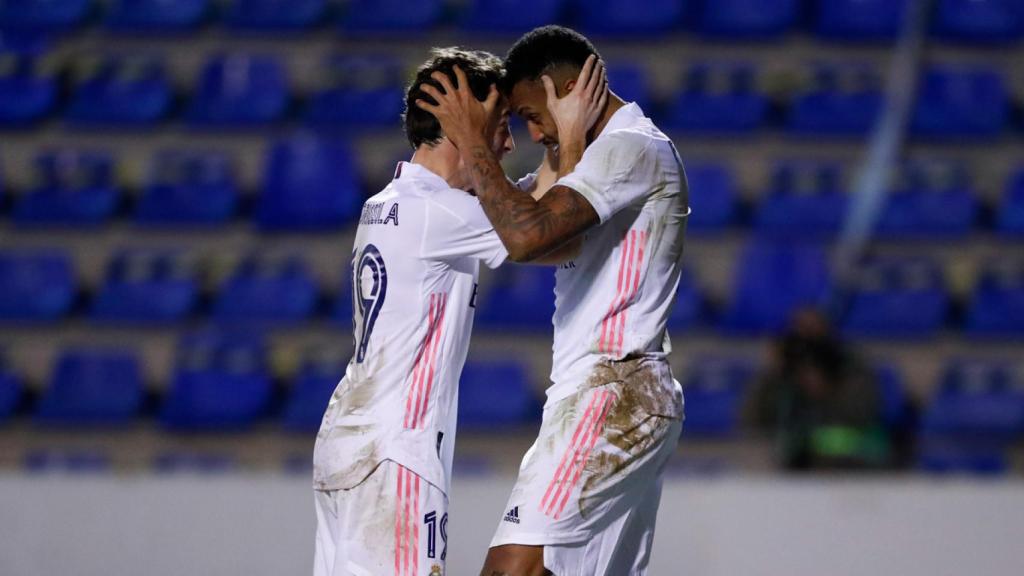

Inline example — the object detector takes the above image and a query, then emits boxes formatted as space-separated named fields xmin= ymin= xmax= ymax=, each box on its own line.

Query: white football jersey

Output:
xmin=313 ymin=162 xmax=507 ymax=495
xmin=548 ymin=103 xmax=690 ymax=404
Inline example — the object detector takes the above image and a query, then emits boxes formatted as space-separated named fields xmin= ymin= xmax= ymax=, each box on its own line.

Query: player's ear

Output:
xmin=564 ymin=78 xmax=577 ymax=95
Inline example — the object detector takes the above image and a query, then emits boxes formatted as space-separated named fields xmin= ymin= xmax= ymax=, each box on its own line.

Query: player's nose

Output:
xmin=504 ymin=133 xmax=515 ymax=154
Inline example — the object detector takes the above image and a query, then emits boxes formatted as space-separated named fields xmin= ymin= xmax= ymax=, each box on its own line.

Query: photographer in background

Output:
xmin=745 ymin=309 xmax=892 ymax=471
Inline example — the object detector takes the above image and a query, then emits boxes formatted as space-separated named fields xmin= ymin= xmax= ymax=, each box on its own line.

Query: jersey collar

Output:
xmin=395 ymin=161 xmax=451 ymax=191
xmin=601 ymin=101 xmax=646 ymax=134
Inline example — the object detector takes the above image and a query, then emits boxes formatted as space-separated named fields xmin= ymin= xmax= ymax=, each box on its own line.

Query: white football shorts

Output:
xmin=314 ymin=460 xmax=448 ymax=576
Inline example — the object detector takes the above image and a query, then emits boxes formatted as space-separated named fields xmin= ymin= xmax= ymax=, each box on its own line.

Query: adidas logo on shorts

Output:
xmin=503 ymin=506 xmax=520 ymax=524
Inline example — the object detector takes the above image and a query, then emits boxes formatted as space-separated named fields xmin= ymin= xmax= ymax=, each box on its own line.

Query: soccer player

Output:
xmin=415 ymin=26 xmax=690 ymax=575
xmin=311 ymin=48 xmax=606 ymax=576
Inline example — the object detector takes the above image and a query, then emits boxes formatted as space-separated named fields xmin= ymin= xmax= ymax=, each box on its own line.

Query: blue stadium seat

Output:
xmin=997 ymin=167 xmax=1024 ymax=237
xmin=0 ymin=53 xmax=57 ymax=126
xmin=460 ymin=0 xmax=564 ymax=34
xmin=186 ymin=54 xmax=288 ymax=127
xmin=0 ymin=361 xmax=21 ymax=421
xmin=723 ymin=242 xmax=832 ymax=333
xmin=922 ymin=360 xmax=1024 ymax=440
xmin=225 ymin=0 xmax=326 ymax=31
xmin=681 ymin=357 xmax=753 ymax=437
xmin=13 ymin=151 xmax=120 ymax=227
xmin=0 ymin=0 xmax=92 ymax=32
xmin=257 ymin=135 xmax=363 ymax=230
xmin=304 ymin=55 xmax=405 ymax=130
xmin=340 ymin=0 xmax=443 ymax=34
xmin=666 ymin=64 xmax=767 ymax=133
xmin=66 ymin=57 xmax=171 ymax=126
xmin=697 ymin=0 xmax=798 ymax=39
xmin=606 ymin=62 xmax=652 ymax=113
xmin=685 ymin=162 xmax=738 ymax=233
xmin=213 ymin=255 xmax=319 ymax=324
xmin=755 ymin=163 xmax=847 ymax=239
xmin=573 ymin=0 xmax=686 ymax=36
xmin=283 ymin=350 xmax=345 ymax=432
xmin=477 ymin=266 xmax=556 ymax=331
xmin=457 ymin=360 xmax=539 ymax=430
xmin=911 ymin=67 xmax=1007 ymax=140
xmin=875 ymin=162 xmax=978 ymax=238
xmin=918 ymin=359 xmax=1022 ymax=474
xmin=966 ymin=261 xmax=1024 ymax=338
xmin=933 ymin=0 xmax=1024 ymax=43
xmin=787 ymin=66 xmax=883 ymax=136
xmin=35 ymin=349 xmax=143 ymax=426
xmin=90 ymin=250 xmax=198 ymax=323
xmin=134 ymin=150 xmax=238 ymax=225
xmin=814 ymin=0 xmax=907 ymax=41
xmin=20 ymin=151 xmax=114 ymax=215
xmin=873 ymin=363 xmax=909 ymax=430
xmin=161 ymin=331 xmax=272 ymax=430
xmin=667 ymin=268 xmax=703 ymax=331
xmin=0 ymin=250 xmax=75 ymax=322
xmin=842 ymin=257 xmax=949 ymax=339
xmin=105 ymin=0 xmax=209 ymax=32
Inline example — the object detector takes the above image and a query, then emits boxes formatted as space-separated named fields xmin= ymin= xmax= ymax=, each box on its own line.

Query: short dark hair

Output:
xmin=403 ymin=47 xmax=503 ymax=149
xmin=502 ymin=25 xmax=600 ymax=94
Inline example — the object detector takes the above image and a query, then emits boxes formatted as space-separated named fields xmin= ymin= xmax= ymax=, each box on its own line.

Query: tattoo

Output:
xmin=466 ymin=143 xmax=598 ymax=263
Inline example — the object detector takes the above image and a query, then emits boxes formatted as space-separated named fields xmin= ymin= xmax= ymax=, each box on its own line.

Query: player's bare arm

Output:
xmin=415 ymin=57 xmax=607 ymax=263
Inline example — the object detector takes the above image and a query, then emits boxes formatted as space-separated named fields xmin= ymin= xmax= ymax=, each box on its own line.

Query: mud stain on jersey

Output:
xmin=577 ymin=357 xmax=681 ymax=517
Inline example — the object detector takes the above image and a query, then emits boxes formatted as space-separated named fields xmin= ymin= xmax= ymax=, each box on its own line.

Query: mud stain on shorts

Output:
xmin=577 ymin=357 xmax=681 ymax=516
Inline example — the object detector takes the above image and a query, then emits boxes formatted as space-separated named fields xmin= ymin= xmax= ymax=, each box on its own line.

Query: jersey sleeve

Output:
xmin=422 ymin=194 xmax=508 ymax=269
xmin=514 ymin=172 xmax=538 ymax=193
xmin=554 ymin=130 xmax=660 ymax=224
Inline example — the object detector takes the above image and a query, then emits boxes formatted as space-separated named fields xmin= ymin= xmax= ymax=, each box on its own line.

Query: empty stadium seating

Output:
xmin=666 ymin=63 xmax=767 ymax=133
xmin=66 ymin=57 xmax=172 ymax=126
xmin=160 ymin=331 xmax=272 ymax=430
xmin=457 ymin=360 xmax=540 ymax=430
xmin=723 ymin=242 xmax=832 ymax=333
xmin=680 ymin=357 xmax=754 ymax=437
xmin=755 ymin=163 xmax=848 ymax=239
xmin=35 ymin=349 xmax=143 ymax=426
xmin=186 ymin=54 xmax=289 ymax=127
xmin=966 ymin=261 xmax=1024 ymax=338
xmin=134 ymin=150 xmax=239 ymax=225
xmin=0 ymin=53 xmax=57 ymax=126
xmin=105 ymin=0 xmax=210 ymax=32
xmin=0 ymin=250 xmax=76 ymax=322
xmin=212 ymin=255 xmax=319 ymax=324
xmin=256 ymin=135 xmax=362 ymax=230
xmin=919 ymin=359 xmax=1024 ymax=473
xmin=90 ymin=250 xmax=198 ymax=324
xmin=787 ymin=66 xmax=883 ymax=136
xmin=842 ymin=257 xmax=949 ymax=339
xmin=476 ymin=266 xmax=556 ymax=331
xmin=13 ymin=151 xmax=120 ymax=227
xmin=304 ymin=55 xmax=405 ymax=130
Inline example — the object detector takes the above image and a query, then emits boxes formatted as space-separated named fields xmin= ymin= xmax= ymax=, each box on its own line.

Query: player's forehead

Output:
xmin=509 ymin=80 xmax=546 ymax=115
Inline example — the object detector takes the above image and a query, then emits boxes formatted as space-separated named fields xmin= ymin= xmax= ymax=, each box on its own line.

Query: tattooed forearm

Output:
xmin=466 ymin=143 xmax=598 ymax=263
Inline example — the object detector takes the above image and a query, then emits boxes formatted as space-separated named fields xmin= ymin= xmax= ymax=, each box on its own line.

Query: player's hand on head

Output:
xmin=541 ymin=54 xmax=608 ymax=144
xmin=415 ymin=65 xmax=501 ymax=150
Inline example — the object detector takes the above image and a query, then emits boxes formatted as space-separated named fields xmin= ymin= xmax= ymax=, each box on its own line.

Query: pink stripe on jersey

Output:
xmin=412 ymin=474 xmax=421 ymax=576
xmin=615 ymin=230 xmax=648 ymax=356
xmin=404 ymin=295 xmax=431 ymax=429
xmin=415 ymin=293 xmax=447 ymax=428
xmin=553 ymin=391 xmax=616 ymax=519
xmin=409 ymin=294 xmax=435 ymax=429
xmin=540 ymin=392 xmax=600 ymax=514
xmin=404 ymin=466 xmax=412 ymax=575
xmin=395 ymin=465 xmax=404 ymax=576
xmin=599 ymin=231 xmax=634 ymax=354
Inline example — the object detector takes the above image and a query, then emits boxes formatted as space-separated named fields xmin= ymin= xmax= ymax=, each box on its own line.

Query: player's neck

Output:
xmin=410 ymin=143 xmax=465 ymax=189
xmin=589 ymin=92 xmax=627 ymax=144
